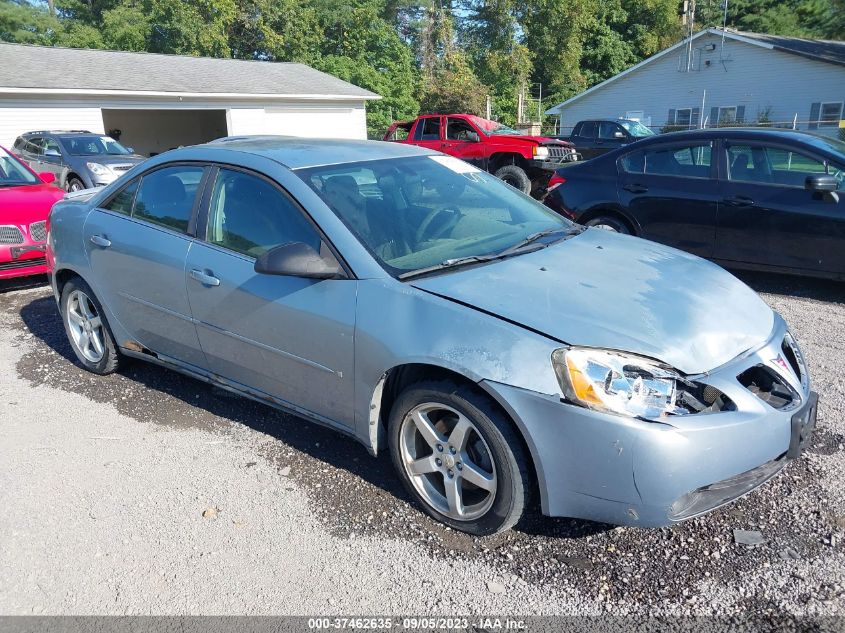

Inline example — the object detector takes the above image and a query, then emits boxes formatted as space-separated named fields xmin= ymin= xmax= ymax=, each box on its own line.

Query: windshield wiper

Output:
xmin=398 ymin=254 xmax=498 ymax=280
xmin=398 ymin=227 xmax=582 ymax=281
xmin=495 ymin=226 xmax=580 ymax=257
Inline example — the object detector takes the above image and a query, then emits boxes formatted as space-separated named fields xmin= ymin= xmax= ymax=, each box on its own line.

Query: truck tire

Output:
xmin=494 ymin=165 xmax=531 ymax=195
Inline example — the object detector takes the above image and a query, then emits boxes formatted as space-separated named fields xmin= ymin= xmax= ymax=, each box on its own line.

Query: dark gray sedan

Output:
xmin=47 ymin=137 xmax=817 ymax=535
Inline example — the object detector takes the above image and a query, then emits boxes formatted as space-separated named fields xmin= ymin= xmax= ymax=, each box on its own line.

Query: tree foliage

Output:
xmin=1 ymin=0 xmax=842 ymax=135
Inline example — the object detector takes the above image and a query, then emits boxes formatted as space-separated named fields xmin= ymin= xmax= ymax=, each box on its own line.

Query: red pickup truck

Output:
xmin=384 ymin=113 xmax=579 ymax=196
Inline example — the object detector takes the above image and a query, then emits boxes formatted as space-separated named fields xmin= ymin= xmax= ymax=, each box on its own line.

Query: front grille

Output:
xmin=738 ymin=365 xmax=800 ymax=410
xmin=29 ymin=220 xmax=47 ymax=242
xmin=0 ymin=225 xmax=24 ymax=245
xmin=0 ymin=257 xmax=46 ymax=271
xmin=781 ymin=333 xmax=808 ymax=391
xmin=547 ymin=146 xmax=576 ymax=159
xmin=111 ymin=164 xmax=133 ymax=172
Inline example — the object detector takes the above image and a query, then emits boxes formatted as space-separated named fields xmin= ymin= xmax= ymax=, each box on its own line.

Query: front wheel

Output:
xmin=60 ymin=278 xmax=122 ymax=374
xmin=493 ymin=164 xmax=531 ymax=195
xmin=388 ymin=380 xmax=531 ymax=535
xmin=585 ymin=215 xmax=631 ymax=234
xmin=66 ymin=177 xmax=86 ymax=192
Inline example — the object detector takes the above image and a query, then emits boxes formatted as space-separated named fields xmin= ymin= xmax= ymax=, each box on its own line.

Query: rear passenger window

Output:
xmin=133 ymin=166 xmax=205 ymax=233
xmin=104 ymin=179 xmax=139 ymax=215
xmin=413 ymin=118 xmax=441 ymax=141
xmin=621 ymin=143 xmax=711 ymax=178
xmin=579 ymin=121 xmax=598 ymax=139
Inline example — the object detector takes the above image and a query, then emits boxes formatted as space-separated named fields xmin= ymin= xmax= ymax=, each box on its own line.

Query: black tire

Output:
xmin=66 ymin=176 xmax=85 ymax=192
xmin=388 ymin=379 xmax=531 ymax=536
xmin=60 ymin=277 xmax=122 ymax=374
xmin=585 ymin=214 xmax=631 ymax=234
xmin=494 ymin=164 xmax=531 ymax=194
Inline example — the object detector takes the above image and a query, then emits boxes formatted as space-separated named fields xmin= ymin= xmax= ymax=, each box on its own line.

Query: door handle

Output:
xmin=190 ymin=269 xmax=221 ymax=287
xmin=724 ymin=196 xmax=755 ymax=206
xmin=89 ymin=235 xmax=111 ymax=248
xmin=623 ymin=183 xmax=648 ymax=194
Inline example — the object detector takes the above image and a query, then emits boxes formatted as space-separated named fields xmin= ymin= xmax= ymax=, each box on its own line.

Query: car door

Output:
xmin=410 ymin=116 xmax=445 ymax=153
xmin=617 ymin=139 xmax=718 ymax=257
xmin=442 ymin=116 xmax=486 ymax=169
xmin=573 ymin=121 xmax=599 ymax=159
xmin=715 ymin=140 xmax=845 ymax=275
xmin=38 ymin=137 xmax=65 ymax=183
xmin=83 ymin=164 xmax=209 ymax=368
xmin=185 ymin=166 xmax=357 ymax=428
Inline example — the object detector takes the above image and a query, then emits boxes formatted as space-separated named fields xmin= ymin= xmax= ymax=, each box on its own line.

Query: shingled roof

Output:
xmin=730 ymin=30 xmax=845 ymax=67
xmin=0 ymin=42 xmax=380 ymax=99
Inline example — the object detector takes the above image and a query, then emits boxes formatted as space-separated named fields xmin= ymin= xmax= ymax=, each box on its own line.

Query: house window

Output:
xmin=718 ymin=106 xmax=738 ymax=125
xmin=820 ymin=102 xmax=843 ymax=128
xmin=674 ymin=108 xmax=692 ymax=127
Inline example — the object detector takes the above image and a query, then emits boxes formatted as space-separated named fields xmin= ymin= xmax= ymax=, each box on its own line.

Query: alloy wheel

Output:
xmin=66 ymin=290 xmax=106 ymax=363
xmin=399 ymin=402 xmax=497 ymax=521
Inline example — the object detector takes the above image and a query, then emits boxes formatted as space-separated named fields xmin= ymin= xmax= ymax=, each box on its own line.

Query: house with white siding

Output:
xmin=545 ymin=28 xmax=845 ymax=138
xmin=0 ymin=43 xmax=379 ymax=156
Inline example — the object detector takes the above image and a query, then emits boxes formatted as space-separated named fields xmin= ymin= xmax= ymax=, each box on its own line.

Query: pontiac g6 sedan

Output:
xmin=48 ymin=137 xmax=817 ymax=535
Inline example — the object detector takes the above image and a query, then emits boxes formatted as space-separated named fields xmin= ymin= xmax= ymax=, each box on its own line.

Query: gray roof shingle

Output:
xmin=731 ymin=30 xmax=845 ymax=67
xmin=0 ymin=42 xmax=380 ymax=98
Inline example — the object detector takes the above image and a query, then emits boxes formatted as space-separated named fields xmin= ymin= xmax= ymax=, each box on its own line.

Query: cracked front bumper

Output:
xmin=483 ymin=322 xmax=816 ymax=527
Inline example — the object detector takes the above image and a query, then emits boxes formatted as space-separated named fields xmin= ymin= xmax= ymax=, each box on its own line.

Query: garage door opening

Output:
xmin=101 ymin=109 xmax=228 ymax=157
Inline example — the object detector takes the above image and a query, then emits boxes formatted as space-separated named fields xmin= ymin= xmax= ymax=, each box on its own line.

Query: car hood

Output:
xmin=490 ymin=134 xmax=573 ymax=147
xmin=79 ymin=155 xmax=145 ymax=166
xmin=0 ymin=183 xmax=65 ymax=225
xmin=410 ymin=229 xmax=775 ymax=375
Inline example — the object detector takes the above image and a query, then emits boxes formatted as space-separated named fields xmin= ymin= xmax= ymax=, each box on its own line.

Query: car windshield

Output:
xmin=298 ymin=155 xmax=576 ymax=278
xmin=0 ymin=147 xmax=38 ymax=186
xmin=469 ymin=116 xmax=521 ymax=136
xmin=60 ymin=135 xmax=132 ymax=156
xmin=618 ymin=120 xmax=655 ymax=137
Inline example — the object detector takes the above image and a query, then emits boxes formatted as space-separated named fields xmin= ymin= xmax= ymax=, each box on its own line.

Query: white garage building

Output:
xmin=0 ymin=43 xmax=379 ymax=155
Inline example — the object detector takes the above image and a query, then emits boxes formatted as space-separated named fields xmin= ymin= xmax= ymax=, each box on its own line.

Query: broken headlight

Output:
xmin=551 ymin=348 xmax=734 ymax=418
xmin=552 ymin=348 xmax=679 ymax=418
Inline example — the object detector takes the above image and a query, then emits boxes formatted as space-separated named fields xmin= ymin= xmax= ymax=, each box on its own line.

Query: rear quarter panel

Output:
xmin=545 ymin=157 xmax=628 ymax=224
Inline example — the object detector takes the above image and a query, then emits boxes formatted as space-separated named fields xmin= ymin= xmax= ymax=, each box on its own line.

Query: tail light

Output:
xmin=547 ymin=173 xmax=566 ymax=191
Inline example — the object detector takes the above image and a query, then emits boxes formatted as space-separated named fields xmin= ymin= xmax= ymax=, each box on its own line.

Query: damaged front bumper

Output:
xmin=483 ymin=321 xmax=817 ymax=527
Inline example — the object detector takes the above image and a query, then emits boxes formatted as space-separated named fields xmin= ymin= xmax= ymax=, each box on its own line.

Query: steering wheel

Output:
xmin=415 ymin=207 xmax=463 ymax=244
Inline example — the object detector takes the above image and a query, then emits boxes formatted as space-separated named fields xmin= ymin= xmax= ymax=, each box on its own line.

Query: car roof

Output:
xmin=23 ymin=130 xmax=92 ymax=136
xmin=618 ymin=127 xmax=845 ymax=157
xmin=195 ymin=135 xmax=438 ymax=169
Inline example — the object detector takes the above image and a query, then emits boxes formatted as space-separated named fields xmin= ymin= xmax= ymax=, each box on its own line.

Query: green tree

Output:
xmin=0 ymin=0 xmax=61 ymax=45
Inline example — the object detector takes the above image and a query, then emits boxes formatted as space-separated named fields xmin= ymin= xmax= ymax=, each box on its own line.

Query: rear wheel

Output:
xmin=585 ymin=214 xmax=631 ymax=234
xmin=494 ymin=165 xmax=531 ymax=195
xmin=388 ymin=380 xmax=530 ymax=535
xmin=60 ymin=278 xmax=122 ymax=374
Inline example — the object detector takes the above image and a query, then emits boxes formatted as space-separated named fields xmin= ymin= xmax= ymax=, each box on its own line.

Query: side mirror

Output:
xmin=254 ymin=241 xmax=345 ymax=280
xmin=805 ymin=174 xmax=837 ymax=192
xmin=613 ymin=131 xmax=626 ymax=139
xmin=467 ymin=131 xmax=480 ymax=143
xmin=38 ymin=172 xmax=56 ymax=184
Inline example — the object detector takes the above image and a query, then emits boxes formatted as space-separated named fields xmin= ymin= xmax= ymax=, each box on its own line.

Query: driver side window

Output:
xmin=206 ymin=168 xmax=320 ymax=258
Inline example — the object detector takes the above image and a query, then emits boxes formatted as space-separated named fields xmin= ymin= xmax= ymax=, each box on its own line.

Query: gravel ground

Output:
xmin=0 ymin=272 xmax=844 ymax=616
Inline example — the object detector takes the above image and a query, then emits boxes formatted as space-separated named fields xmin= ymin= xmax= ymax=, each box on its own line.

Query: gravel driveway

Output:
xmin=1 ymin=272 xmax=844 ymax=616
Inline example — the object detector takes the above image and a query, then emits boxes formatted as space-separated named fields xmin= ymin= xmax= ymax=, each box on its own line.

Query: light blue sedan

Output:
xmin=47 ymin=137 xmax=817 ymax=535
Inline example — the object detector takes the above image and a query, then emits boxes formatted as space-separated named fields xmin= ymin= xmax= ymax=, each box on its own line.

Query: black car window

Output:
xmin=727 ymin=144 xmax=828 ymax=188
xmin=598 ymin=122 xmax=622 ymax=140
xmin=414 ymin=117 xmax=441 ymax=141
xmin=104 ymin=178 xmax=139 ymax=215
xmin=132 ymin=166 xmax=205 ymax=233
xmin=206 ymin=168 xmax=321 ymax=258
xmin=579 ymin=121 xmax=598 ymax=139
xmin=622 ymin=143 xmax=711 ymax=179
xmin=24 ymin=137 xmax=44 ymax=156
xmin=12 ymin=137 xmax=25 ymax=151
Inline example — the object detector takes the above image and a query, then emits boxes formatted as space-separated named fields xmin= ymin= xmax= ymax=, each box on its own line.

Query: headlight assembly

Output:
xmin=533 ymin=146 xmax=550 ymax=159
xmin=86 ymin=162 xmax=111 ymax=176
xmin=551 ymin=347 xmax=735 ymax=419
